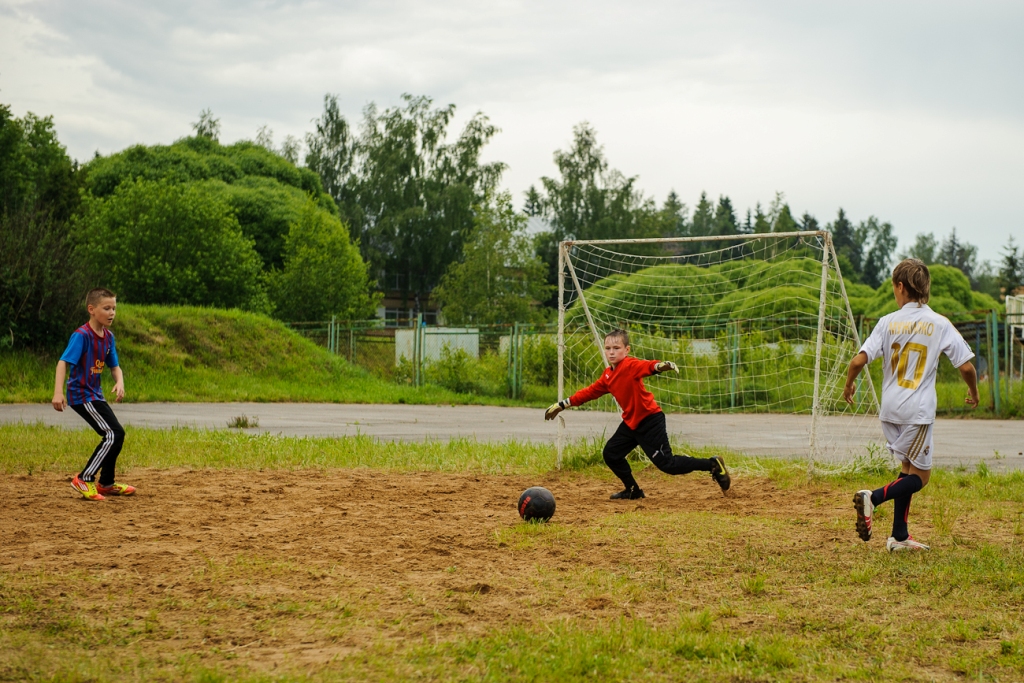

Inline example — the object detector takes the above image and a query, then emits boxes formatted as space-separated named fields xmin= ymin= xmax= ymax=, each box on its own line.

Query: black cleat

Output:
xmin=610 ymin=486 xmax=645 ymax=500
xmin=710 ymin=456 xmax=731 ymax=493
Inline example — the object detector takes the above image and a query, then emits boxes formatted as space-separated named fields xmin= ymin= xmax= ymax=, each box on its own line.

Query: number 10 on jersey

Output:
xmin=890 ymin=342 xmax=928 ymax=390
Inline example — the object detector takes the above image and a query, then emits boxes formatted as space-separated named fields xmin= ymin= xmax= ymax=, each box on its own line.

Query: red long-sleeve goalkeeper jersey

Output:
xmin=569 ymin=355 xmax=662 ymax=430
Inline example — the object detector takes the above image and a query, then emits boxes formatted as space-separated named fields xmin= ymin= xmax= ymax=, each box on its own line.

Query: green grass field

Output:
xmin=2 ymin=425 xmax=1023 ymax=682
xmin=0 ymin=305 xmax=538 ymax=407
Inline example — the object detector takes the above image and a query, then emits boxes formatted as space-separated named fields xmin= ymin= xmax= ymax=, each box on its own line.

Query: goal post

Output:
xmin=555 ymin=231 xmax=880 ymax=470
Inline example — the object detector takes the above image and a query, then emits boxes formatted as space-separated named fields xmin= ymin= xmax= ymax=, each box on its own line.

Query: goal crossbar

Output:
xmin=562 ymin=230 xmax=825 ymax=247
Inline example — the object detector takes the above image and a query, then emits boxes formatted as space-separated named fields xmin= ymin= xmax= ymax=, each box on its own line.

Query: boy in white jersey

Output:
xmin=843 ymin=259 xmax=979 ymax=552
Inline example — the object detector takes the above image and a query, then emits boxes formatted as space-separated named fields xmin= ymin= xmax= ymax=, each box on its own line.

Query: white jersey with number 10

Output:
xmin=859 ymin=303 xmax=974 ymax=424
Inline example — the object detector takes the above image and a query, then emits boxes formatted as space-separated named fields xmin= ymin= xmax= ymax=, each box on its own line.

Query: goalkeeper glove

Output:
xmin=654 ymin=361 xmax=679 ymax=374
xmin=544 ymin=399 xmax=570 ymax=420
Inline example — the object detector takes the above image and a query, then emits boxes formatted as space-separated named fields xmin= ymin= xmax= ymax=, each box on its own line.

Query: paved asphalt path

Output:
xmin=3 ymin=402 xmax=1022 ymax=471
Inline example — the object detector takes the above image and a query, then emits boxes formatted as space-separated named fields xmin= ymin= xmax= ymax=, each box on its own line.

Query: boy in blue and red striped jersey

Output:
xmin=52 ymin=288 xmax=135 ymax=501
xmin=544 ymin=329 xmax=731 ymax=500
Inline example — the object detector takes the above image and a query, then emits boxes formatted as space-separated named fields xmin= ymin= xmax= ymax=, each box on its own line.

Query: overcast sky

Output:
xmin=2 ymin=0 xmax=1022 ymax=262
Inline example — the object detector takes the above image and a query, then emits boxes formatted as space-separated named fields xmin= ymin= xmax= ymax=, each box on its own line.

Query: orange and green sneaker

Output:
xmin=71 ymin=475 xmax=105 ymax=501
xmin=97 ymin=482 xmax=136 ymax=496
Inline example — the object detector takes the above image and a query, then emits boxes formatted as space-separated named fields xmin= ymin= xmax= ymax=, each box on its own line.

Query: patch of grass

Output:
xmin=0 ymin=424 xmax=749 ymax=476
xmin=0 ymin=304 xmax=541 ymax=406
xmin=226 ymin=414 xmax=259 ymax=429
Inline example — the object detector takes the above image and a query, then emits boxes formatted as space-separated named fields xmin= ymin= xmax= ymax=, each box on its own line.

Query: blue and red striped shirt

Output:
xmin=60 ymin=324 xmax=119 ymax=405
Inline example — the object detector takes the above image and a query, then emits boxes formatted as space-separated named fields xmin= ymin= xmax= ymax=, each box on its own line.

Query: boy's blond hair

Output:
xmin=86 ymin=288 xmax=116 ymax=307
xmin=605 ymin=329 xmax=630 ymax=347
xmin=892 ymin=259 xmax=930 ymax=303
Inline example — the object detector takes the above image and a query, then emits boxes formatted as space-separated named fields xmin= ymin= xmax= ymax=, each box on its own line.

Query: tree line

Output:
xmin=2 ymin=97 xmax=1022 ymax=350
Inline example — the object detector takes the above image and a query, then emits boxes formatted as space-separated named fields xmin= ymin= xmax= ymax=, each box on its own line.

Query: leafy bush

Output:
xmin=268 ymin=199 xmax=378 ymax=322
xmin=420 ymin=344 xmax=511 ymax=396
xmin=574 ymin=263 xmax=734 ymax=325
xmin=522 ymin=334 xmax=558 ymax=387
xmin=76 ymin=135 xmax=352 ymax=290
xmin=82 ymin=137 xmax=325 ymax=202
xmin=0 ymin=209 xmax=90 ymax=349
xmin=73 ymin=179 xmax=267 ymax=311
xmin=424 ymin=344 xmax=475 ymax=393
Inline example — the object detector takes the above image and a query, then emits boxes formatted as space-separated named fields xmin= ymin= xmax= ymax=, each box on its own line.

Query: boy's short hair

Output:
xmin=892 ymin=259 xmax=930 ymax=303
xmin=605 ymin=329 xmax=630 ymax=347
xmin=86 ymin=288 xmax=116 ymax=307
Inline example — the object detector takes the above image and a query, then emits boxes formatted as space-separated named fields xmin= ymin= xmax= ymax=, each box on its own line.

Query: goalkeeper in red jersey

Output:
xmin=545 ymin=329 xmax=730 ymax=500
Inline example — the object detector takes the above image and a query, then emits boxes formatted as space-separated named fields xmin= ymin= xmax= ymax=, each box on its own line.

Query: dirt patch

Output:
xmin=0 ymin=468 xmax=850 ymax=671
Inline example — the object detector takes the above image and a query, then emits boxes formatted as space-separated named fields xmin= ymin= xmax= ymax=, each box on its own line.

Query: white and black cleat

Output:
xmin=886 ymin=536 xmax=930 ymax=552
xmin=854 ymin=490 xmax=874 ymax=542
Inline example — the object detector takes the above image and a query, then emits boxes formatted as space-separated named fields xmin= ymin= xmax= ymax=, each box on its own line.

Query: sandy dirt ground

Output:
xmin=1 ymin=466 xmax=853 ymax=672
xmin=3 ymin=402 xmax=1022 ymax=470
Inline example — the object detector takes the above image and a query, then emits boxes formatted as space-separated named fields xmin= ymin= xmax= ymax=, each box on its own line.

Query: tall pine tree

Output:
xmin=713 ymin=195 xmax=738 ymax=236
xmin=998 ymin=235 xmax=1023 ymax=300
xmin=691 ymin=192 xmax=714 ymax=237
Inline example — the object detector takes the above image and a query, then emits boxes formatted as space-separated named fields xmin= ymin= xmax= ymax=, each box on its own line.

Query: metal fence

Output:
xmin=286 ymin=317 xmax=557 ymax=399
xmin=288 ymin=308 xmax=1024 ymax=414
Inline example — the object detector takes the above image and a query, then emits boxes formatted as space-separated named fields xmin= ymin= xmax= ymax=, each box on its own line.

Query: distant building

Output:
xmin=375 ymin=270 xmax=442 ymax=327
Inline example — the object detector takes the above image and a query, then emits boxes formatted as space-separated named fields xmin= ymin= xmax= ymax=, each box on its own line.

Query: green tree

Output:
xmin=713 ymin=196 xmax=738 ymax=235
xmin=690 ymin=192 xmax=714 ymax=237
xmin=0 ymin=104 xmax=85 ymax=348
xmin=73 ymin=179 xmax=266 ymax=310
xmin=657 ymin=191 xmax=688 ymax=238
xmin=0 ymin=104 xmax=78 ymax=220
xmin=255 ymin=126 xmax=301 ymax=165
xmin=938 ymin=228 xmax=978 ymax=282
xmin=255 ymin=125 xmax=274 ymax=151
xmin=523 ymin=185 xmax=544 ymax=217
xmin=435 ymin=194 xmax=552 ymax=325
xmin=752 ymin=202 xmax=771 ymax=234
xmin=532 ymin=122 xmax=657 ymax=244
xmin=768 ymin=192 xmax=798 ymax=233
xmin=859 ymin=217 xmax=898 ymax=288
xmin=304 ymin=94 xmax=356 ymax=219
xmin=0 ymin=209 xmax=89 ymax=349
xmin=997 ymin=235 xmax=1023 ymax=300
xmin=352 ymin=95 xmax=505 ymax=305
xmin=192 ymin=108 xmax=221 ymax=141
xmin=800 ymin=212 xmax=819 ymax=232
xmin=269 ymin=199 xmax=378 ymax=322
xmin=827 ymin=209 xmax=863 ymax=275
xmin=901 ymin=232 xmax=938 ymax=264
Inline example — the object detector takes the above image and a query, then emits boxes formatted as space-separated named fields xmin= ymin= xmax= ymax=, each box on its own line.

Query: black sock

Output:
xmin=619 ymin=473 xmax=639 ymax=491
xmin=891 ymin=494 xmax=913 ymax=542
xmin=871 ymin=473 xmax=921 ymax=507
xmin=889 ymin=473 xmax=911 ymax=541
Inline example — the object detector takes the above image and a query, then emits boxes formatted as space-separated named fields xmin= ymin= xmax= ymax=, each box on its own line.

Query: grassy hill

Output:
xmin=0 ymin=304 xmax=514 ymax=404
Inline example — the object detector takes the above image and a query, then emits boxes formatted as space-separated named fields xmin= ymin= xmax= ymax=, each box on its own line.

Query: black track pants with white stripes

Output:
xmin=70 ymin=401 xmax=125 ymax=485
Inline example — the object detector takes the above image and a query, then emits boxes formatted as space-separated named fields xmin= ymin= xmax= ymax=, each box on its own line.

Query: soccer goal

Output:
xmin=555 ymin=231 xmax=880 ymax=470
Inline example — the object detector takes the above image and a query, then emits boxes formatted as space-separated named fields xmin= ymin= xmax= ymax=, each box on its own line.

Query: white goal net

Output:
xmin=556 ymin=231 xmax=880 ymax=470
